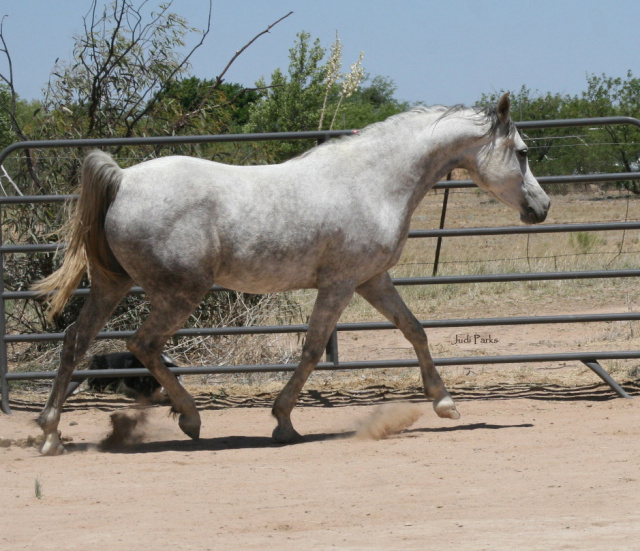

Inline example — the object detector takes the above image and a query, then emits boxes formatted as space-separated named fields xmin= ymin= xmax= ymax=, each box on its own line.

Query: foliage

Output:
xmin=0 ymin=1 xmax=292 ymax=355
xmin=580 ymin=71 xmax=640 ymax=193
xmin=244 ymin=31 xmax=328 ymax=162
xmin=44 ymin=2 xmax=198 ymax=140
xmin=0 ymin=83 xmax=13 ymax=150
xmin=479 ymin=73 xmax=640 ymax=193
xmin=159 ymin=80 xmax=261 ymax=130
xmin=245 ymin=31 xmax=406 ymax=163
xmin=342 ymin=75 xmax=410 ymax=129
xmin=569 ymin=231 xmax=601 ymax=254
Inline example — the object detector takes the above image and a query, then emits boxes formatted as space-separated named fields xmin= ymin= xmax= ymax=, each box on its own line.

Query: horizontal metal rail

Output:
xmin=5 ymin=311 xmax=640 ymax=343
xmin=431 ymin=172 xmax=640 ymax=190
xmin=7 ymin=350 xmax=640 ymax=381
xmin=517 ymin=116 xmax=640 ymax=130
xmin=0 ymin=130 xmax=358 ymax=166
xmin=1 ymin=171 xmax=638 ymax=205
xmin=394 ymin=269 xmax=640 ymax=285
xmin=4 ymin=268 xmax=640 ymax=303
xmin=407 ymin=221 xmax=640 ymax=238
xmin=3 ymin=220 xmax=640 ymax=254
xmin=0 ymin=114 xmax=634 ymax=165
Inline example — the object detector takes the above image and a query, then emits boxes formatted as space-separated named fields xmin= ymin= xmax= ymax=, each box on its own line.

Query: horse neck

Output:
xmin=348 ymin=112 xmax=484 ymax=208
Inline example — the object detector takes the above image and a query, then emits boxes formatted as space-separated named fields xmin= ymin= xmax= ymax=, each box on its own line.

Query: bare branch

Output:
xmin=0 ymin=16 xmax=42 ymax=191
xmin=214 ymin=11 xmax=294 ymax=89
xmin=166 ymin=11 xmax=294 ymax=136
xmin=0 ymin=164 xmax=23 ymax=196
xmin=121 ymin=0 xmax=213 ymax=138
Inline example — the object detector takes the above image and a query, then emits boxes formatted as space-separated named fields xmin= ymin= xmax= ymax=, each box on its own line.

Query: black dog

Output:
xmin=65 ymin=352 xmax=179 ymax=401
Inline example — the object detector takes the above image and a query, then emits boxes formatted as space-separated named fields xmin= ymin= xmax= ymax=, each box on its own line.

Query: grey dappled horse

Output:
xmin=34 ymin=93 xmax=549 ymax=455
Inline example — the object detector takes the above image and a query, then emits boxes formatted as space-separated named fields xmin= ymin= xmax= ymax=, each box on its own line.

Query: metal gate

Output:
xmin=2 ymin=118 xmax=640 ymax=413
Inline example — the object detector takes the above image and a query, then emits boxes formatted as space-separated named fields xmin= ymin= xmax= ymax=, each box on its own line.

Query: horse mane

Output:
xmin=403 ymin=103 xmax=517 ymax=138
xmin=289 ymin=102 xmax=515 ymax=162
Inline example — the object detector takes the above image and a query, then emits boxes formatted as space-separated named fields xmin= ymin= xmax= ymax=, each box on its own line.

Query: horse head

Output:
xmin=463 ymin=93 xmax=550 ymax=224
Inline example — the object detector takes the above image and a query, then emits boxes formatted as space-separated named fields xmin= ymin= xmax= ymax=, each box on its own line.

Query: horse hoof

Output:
xmin=40 ymin=434 xmax=67 ymax=456
xmin=433 ymin=396 xmax=461 ymax=420
xmin=178 ymin=413 xmax=201 ymax=440
xmin=272 ymin=425 xmax=304 ymax=444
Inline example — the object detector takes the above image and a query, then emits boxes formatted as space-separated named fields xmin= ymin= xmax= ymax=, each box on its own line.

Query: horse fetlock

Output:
xmin=433 ymin=395 xmax=461 ymax=420
xmin=178 ymin=412 xmax=201 ymax=440
xmin=36 ymin=409 xmax=59 ymax=431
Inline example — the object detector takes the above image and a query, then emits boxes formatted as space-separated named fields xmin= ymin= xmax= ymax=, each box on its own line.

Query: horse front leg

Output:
xmin=356 ymin=272 xmax=460 ymax=420
xmin=272 ymin=284 xmax=354 ymax=443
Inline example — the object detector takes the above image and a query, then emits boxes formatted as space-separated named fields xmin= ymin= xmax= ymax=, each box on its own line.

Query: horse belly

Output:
xmin=214 ymin=253 xmax=320 ymax=294
xmin=213 ymin=236 xmax=398 ymax=295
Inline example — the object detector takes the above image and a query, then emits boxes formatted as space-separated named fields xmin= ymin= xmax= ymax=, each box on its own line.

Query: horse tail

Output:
xmin=32 ymin=150 xmax=124 ymax=320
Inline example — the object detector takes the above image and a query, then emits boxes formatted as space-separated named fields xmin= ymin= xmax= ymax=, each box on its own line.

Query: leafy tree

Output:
xmin=245 ymin=31 xmax=328 ymax=162
xmin=0 ymin=83 xmax=14 ymax=151
xmin=159 ymin=78 xmax=260 ymax=132
xmin=245 ymin=32 xmax=406 ymax=163
xmin=341 ymin=75 xmax=410 ymax=129
xmin=579 ymin=71 xmax=640 ymax=191
xmin=478 ymin=87 xmax=581 ymax=179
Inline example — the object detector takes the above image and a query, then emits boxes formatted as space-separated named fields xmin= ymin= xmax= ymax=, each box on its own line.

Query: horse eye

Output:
xmin=517 ymin=148 xmax=528 ymax=159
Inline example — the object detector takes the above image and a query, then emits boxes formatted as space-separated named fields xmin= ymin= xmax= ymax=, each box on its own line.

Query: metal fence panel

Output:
xmin=2 ymin=119 xmax=640 ymax=413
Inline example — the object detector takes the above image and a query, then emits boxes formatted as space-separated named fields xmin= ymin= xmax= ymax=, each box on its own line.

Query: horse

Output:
xmin=33 ymin=92 xmax=549 ymax=455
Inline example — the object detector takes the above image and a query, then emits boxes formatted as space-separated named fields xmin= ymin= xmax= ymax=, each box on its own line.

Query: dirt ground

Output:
xmin=2 ymin=378 xmax=640 ymax=551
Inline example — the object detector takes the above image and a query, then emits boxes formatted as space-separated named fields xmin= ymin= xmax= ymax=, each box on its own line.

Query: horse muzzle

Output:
xmin=519 ymin=196 xmax=550 ymax=224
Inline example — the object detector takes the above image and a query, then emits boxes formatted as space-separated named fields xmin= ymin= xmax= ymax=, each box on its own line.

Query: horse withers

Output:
xmin=33 ymin=93 xmax=549 ymax=455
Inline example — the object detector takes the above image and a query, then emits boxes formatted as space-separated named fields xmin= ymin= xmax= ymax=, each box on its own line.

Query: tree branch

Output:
xmin=121 ymin=0 xmax=213 ymax=139
xmin=167 ymin=11 xmax=293 ymax=136
xmin=0 ymin=16 xmax=43 ymax=191
xmin=213 ymin=11 xmax=293 ymax=89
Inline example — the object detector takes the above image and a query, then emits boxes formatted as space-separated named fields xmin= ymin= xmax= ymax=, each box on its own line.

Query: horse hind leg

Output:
xmin=38 ymin=273 xmax=133 ymax=455
xmin=272 ymin=283 xmax=355 ymax=443
xmin=356 ymin=272 xmax=460 ymax=420
xmin=126 ymin=287 xmax=210 ymax=441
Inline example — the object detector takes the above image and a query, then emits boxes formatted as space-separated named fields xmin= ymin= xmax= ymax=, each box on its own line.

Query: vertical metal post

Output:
xmin=325 ymin=329 xmax=339 ymax=366
xmin=432 ymin=173 xmax=452 ymax=277
xmin=0 ymin=202 xmax=11 ymax=414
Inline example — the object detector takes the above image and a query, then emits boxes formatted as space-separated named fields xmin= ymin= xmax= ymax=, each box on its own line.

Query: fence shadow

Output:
xmin=6 ymin=381 xmax=639 ymax=415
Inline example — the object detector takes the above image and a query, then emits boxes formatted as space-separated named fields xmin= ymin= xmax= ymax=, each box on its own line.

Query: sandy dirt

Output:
xmin=2 ymin=381 xmax=640 ymax=551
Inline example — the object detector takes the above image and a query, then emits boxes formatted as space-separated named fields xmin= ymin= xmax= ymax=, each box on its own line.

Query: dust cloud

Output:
xmin=354 ymin=402 xmax=423 ymax=440
xmin=99 ymin=408 xmax=149 ymax=450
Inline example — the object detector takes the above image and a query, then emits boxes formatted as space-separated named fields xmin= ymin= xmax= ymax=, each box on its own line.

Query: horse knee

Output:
xmin=404 ymin=317 xmax=427 ymax=343
xmin=301 ymin=344 xmax=325 ymax=364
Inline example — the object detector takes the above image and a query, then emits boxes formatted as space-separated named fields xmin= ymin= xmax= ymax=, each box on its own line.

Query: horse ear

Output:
xmin=497 ymin=92 xmax=511 ymax=124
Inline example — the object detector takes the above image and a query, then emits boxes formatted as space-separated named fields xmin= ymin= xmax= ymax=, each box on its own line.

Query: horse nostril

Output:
xmin=528 ymin=206 xmax=548 ymax=224
xmin=522 ymin=205 xmax=545 ymax=224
